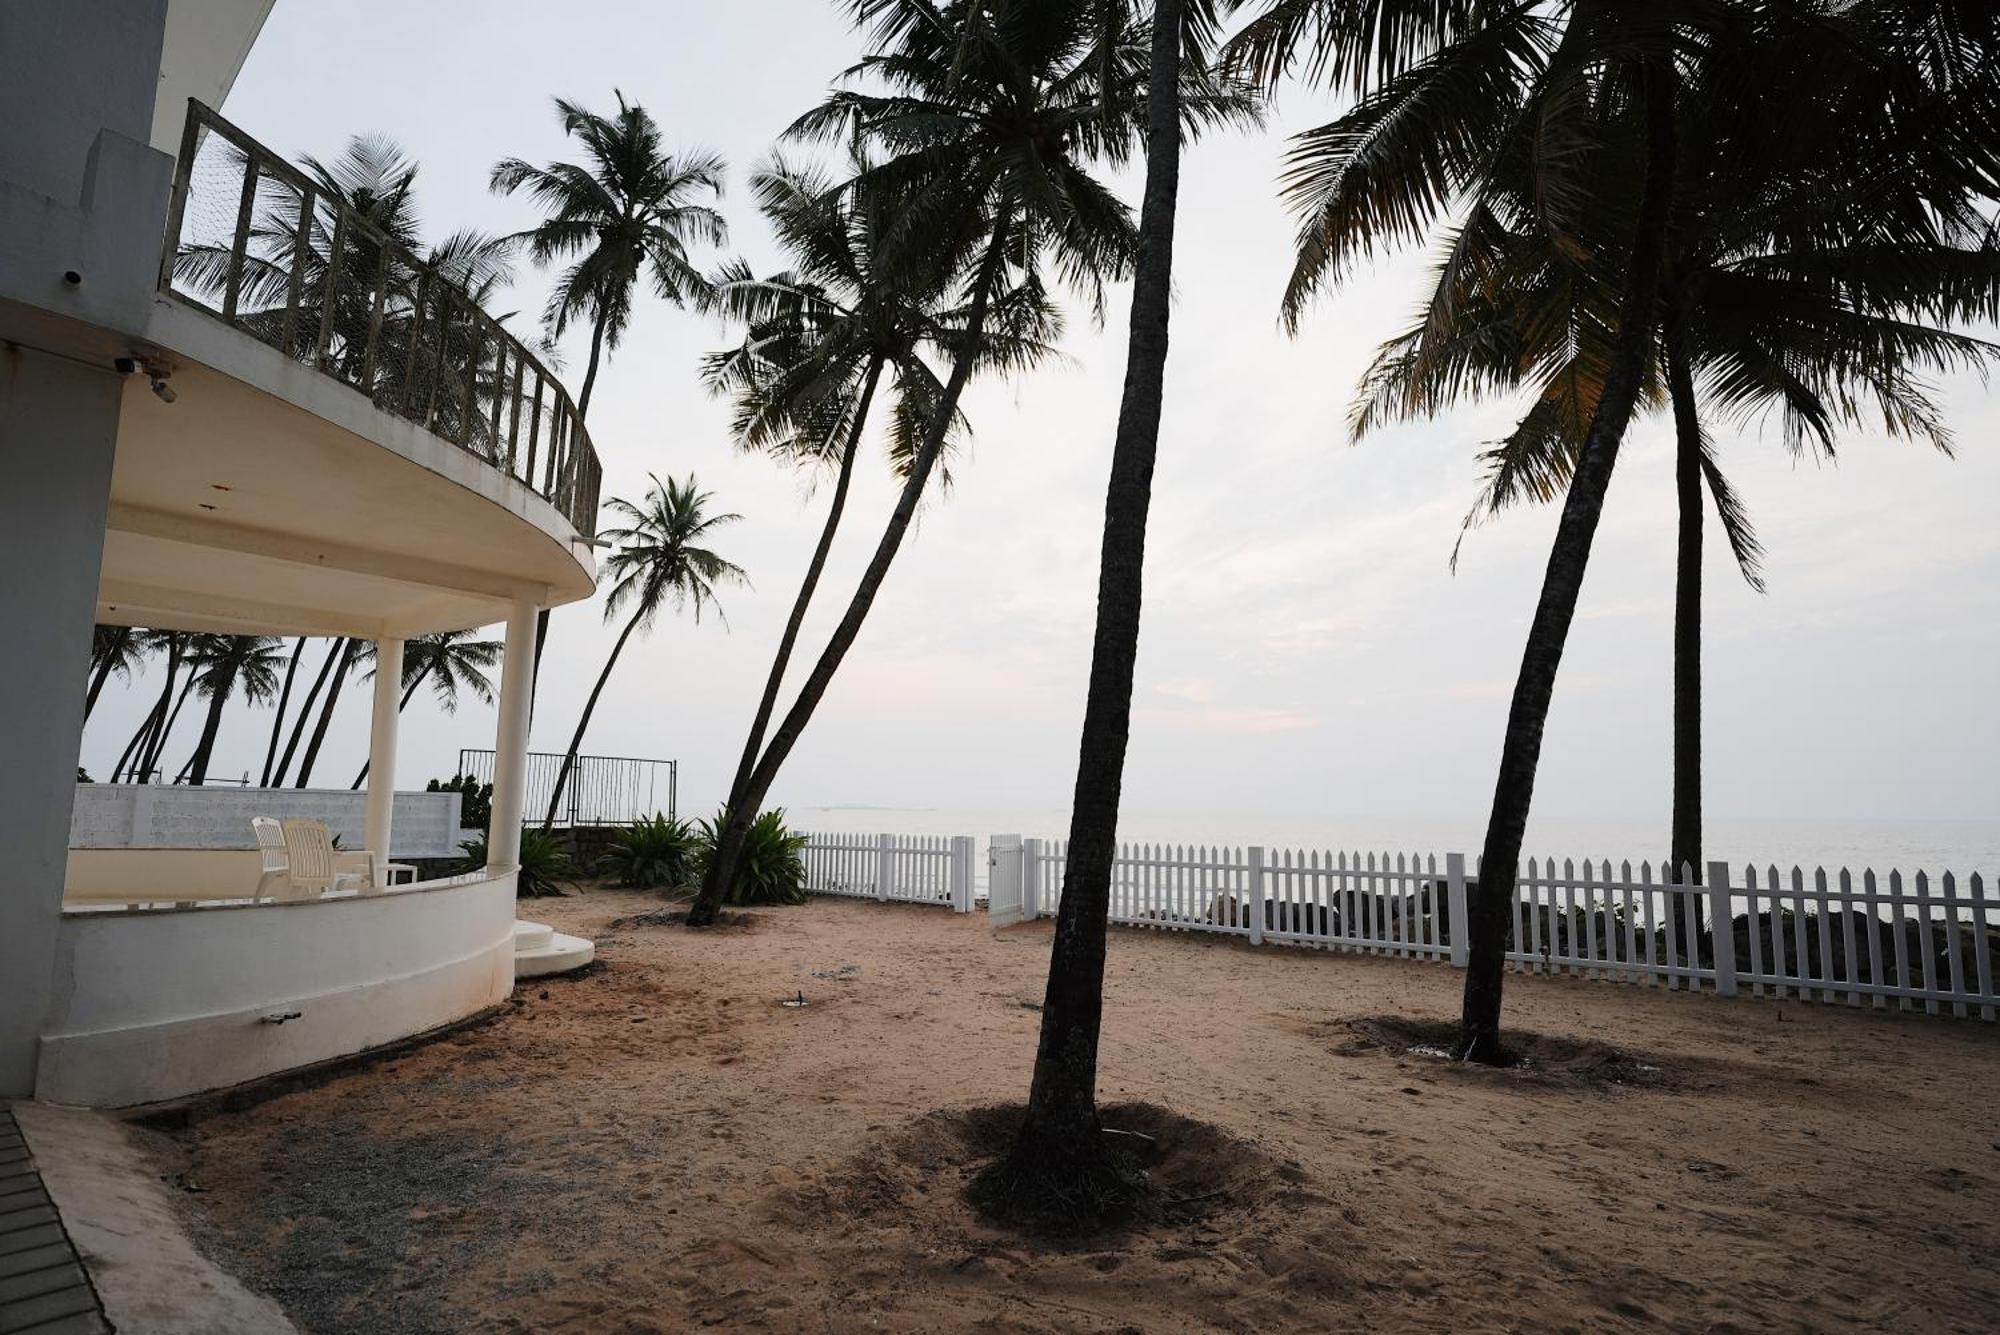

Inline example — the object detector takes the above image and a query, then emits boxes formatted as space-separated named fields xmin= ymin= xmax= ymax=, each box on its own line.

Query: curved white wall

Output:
xmin=36 ymin=870 xmax=516 ymax=1107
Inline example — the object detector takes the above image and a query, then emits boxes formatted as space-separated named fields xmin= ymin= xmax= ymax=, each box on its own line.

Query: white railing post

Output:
xmin=987 ymin=834 xmax=1023 ymax=925
xmin=1247 ymin=846 xmax=1266 ymax=946
xmin=950 ymin=836 xmax=975 ymax=913
xmin=1022 ymin=838 xmax=1042 ymax=919
xmin=875 ymin=832 xmax=893 ymax=902
xmin=1446 ymin=853 xmax=1470 ymax=969
xmin=1707 ymin=860 xmax=1738 ymax=997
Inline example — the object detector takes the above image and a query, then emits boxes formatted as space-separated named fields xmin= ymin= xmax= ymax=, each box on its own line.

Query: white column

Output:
xmin=0 ymin=348 xmax=123 ymax=1097
xmin=487 ymin=601 xmax=539 ymax=869
xmin=362 ymin=637 xmax=404 ymax=887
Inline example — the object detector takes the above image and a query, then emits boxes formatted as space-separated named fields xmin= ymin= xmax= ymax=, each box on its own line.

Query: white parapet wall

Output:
xmin=69 ymin=783 xmax=464 ymax=857
xmin=36 ymin=868 xmax=517 ymax=1107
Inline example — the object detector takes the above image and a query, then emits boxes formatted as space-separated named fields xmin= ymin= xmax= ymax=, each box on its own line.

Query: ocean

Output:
xmin=785 ymin=806 xmax=2000 ymax=896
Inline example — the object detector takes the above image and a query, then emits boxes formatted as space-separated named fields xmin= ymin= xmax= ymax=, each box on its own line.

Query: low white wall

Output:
xmin=63 ymin=848 xmax=263 ymax=904
xmin=36 ymin=869 xmax=516 ymax=1107
xmin=69 ymin=783 xmax=464 ymax=857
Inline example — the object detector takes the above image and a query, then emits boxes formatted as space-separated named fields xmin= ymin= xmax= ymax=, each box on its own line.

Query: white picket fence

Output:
xmin=801 ymin=832 xmax=976 ymax=912
xmin=960 ymin=834 xmax=1994 ymax=1021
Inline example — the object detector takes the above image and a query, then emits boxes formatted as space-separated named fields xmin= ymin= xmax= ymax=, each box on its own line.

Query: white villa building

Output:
xmin=1 ymin=1 xmax=600 ymax=1107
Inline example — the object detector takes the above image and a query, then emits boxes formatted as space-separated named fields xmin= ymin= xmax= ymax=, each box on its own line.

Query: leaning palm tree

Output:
xmin=292 ymin=637 xmax=363 ymax=788
xmin=490 ymin=92 xmax=728 ymax=692
xmin=260 ymin=638 xmax=310 ymax=787
xmin=1230 ymin=0 xmax=2000 ymax=1059
xmin=690 ymin=0 xmax=1251 ymax=925
xmin=185 ymin=635 xmax=287 ymax=785
xmin=85 ymin=626 xmax=145 ymax=724
xmin=349 ymin=630 xmax=503 ymax=788
xmin=1349 ymin=50 xmax=2000 ymax=925
xmin=702 ymin=148 xmax=1064 ymax=813
xmin=999 ymin=0 xmax=1264 ymax=1213
xmin=542 ymin=476 xmax=744 ymax=828
xmin=112 ymin=631 xmax=189 ymax=782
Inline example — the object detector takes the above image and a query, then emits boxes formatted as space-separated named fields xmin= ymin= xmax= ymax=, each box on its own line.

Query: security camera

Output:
xmin=151 ymin=377 xmax=177 ymax=404
xmin=113 ymin=356 xmax=139 ymax=375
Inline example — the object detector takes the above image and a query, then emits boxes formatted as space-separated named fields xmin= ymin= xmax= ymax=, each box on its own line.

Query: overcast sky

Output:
xmin=83 ymin=0 xmax=2000 ymax=840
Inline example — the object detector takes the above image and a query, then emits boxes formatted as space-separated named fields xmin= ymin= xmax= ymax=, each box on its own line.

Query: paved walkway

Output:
xmin=0 ymin=1109 xmax=110 ymax=1335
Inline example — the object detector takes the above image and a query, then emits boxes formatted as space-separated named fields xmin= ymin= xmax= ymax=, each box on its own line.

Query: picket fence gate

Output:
xmin=800 ymin=832 xmax=976 ymax=913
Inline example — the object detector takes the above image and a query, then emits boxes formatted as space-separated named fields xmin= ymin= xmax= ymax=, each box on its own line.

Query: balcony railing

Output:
xmin=157 ymin=101 xmax=601 ymax=538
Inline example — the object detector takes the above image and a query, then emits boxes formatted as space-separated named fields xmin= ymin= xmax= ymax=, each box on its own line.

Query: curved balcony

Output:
xmin=159 ymin=101 xmax=600 ymax=537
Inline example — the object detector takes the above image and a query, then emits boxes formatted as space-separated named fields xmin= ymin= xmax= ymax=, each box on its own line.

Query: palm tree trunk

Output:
xmin=187 ymin=665 xmax=233 ymax=785
xmin=274 ymin=638 xmax=343 ymax=787
xmin=542 ymin=606 xmax=646 ymax=828
xmin=261 ymin=638 xmax=307 ymax=786
xmin=1458 ymin=54 xmax=1679 ymax=1062
xmin=1666 ymin=322 xmax=1704 ymax=952
xmin=143 ymin=673 xmax=200 ymax=783
xmin=727 ymin=354 xmax=884 ymax=805
xmin=1005 ymin=0 xmax=1186 ymax=1186
xmin=83 ymin=634 xmax=123 ymax=723
xmin=294 ymin=638 xmax=355 ymax=787
xmin=115 ymin=647 xmax=178 ymax=782
xmin=527 ymin=308 xmax=613 ymax=721
xmin=351 ymin=666 xmax=432 ymax=789
xmin=688 ymin=213 xmax=1016 ymax=926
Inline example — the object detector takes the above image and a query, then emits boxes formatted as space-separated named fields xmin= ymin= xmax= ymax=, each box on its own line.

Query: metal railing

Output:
xmin=456 ymin=749 xmax=677 ymax=827
xmin=157 ymin=100 xmax=601 ymax=537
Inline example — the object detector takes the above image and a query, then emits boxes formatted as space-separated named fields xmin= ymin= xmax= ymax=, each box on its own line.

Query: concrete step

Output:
xmin=512 ymin=920 xmax=554 ymax=952
xmin=514 ymin=931 xmax=593 ymax=979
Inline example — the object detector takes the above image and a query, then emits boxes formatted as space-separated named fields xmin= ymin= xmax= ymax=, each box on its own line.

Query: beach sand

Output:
xmin=148 ymin=889 xmax=2000 ymax=1332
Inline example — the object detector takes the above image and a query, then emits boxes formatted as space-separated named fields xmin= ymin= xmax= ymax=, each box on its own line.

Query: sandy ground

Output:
xmin=148 ymin=889 xmax=2000 ymax=1333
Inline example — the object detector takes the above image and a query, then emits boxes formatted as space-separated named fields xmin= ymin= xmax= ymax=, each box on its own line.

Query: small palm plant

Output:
xmin=694 ymin=809 xmax=807 ymax=907
xmin=598 ymin=814 xmax=699 ymax=890
xmin=459 ymin=826 xmax=576 ymax=897
xmin=542 ymin=475 xmax=746 ymax=828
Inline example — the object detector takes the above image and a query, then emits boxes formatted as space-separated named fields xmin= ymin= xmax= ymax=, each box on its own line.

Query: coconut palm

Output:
xmin=542 ymin=476 xmax=744 ymax=828
xmin=260 ymin=638 xmax=310 ymax=787
xmin=185 ymin=635 xmax=287 ymax=785
xmin=349 ymin=630 xmax=503 ymax=788
xmin=111 ymin=631 xmax=189 ymax=782
xmin=689 ymin=0 xmax=1254 ymax=926
xmin=269 ymin=637 xmax=347 ymax=788
xmin=999 ymin=0 xmax=1265 ymax=1210
xmin=85 ymin=626 xmax=145 ymax=724
xmin=490 ymin=92 xmax=728 ymax=691
xmin=292 ymin=637 xmax=363 ymax=788
xmin=1348 ymin=53 xmax=2000 ymax=925
xmin=702 ymin=148 xmax=1064 ymax=811
xmin=1230 ymin=0 xmax=2000 ymax=1058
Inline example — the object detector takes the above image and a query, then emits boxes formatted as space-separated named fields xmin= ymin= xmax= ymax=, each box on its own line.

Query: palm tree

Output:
xmin=702 ymin=149 xmax=1063 ymax=812
xmin=491 ymin=93 xmax=728 ymax=694
xmin=260 ymin=637 xmax=309 ymax=787
xmin=293 ymin=637 xmax=363 ymax=788
xmin=542 ymin=477 xmax=744 ymax=827
xmin=349 ymin=630 xmax=503 ymax=788
xmin=1347 ymin=37 xmax=2000 ymax=927
xmin=185 ymin=636 xmax=287 ymax=785
xmin=270 ymin=637 xmax=346 ymax=788
xmin=112 ymin=631 xmax=188 ymax=782
xmin=85 ymin=626 xmax=145 ymax=724
xmin=690 ymin=0 xmax=1251 ymax=925
xmin=1000 ymin=0 xmax=1263 ymax=1208
xmin=1231 ymin=0 xmax=2000 ymax=1058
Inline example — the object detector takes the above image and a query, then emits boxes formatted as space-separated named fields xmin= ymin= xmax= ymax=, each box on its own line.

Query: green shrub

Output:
xmin=695 ymin=808 xmax=809 ymax=906
xmin=599 ymin=813 xmax=698 ymax=889
xmin=458 ymin=825 xmax=575 ymax=897
xmin=429 ymin=773 xmax=494 ymax=830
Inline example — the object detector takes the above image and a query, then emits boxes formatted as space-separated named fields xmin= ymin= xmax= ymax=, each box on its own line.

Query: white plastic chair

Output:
xmin=278 ymin=819 xmax=378 ymax=896
xmin=251 ymin=817 xmax=292 ymax=899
